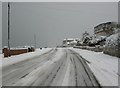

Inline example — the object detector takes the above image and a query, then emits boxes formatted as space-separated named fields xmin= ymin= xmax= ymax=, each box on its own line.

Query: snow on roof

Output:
xmin=10 ymin=47 xmax=30 ymax=50
xmin=63 ymin=38 xmax=79 ymax=41
xmin=3 ymin=46 xmax=8 ymax=48
xmin=63 ymin=38 xmax=74 ymax=41
xmin=94 ymin=22 xmax=114 ymax=29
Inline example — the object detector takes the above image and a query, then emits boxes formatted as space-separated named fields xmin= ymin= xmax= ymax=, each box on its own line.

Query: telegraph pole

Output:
xmin=8 ymin=2 xmax=11 ymax=56
xmin=34 ymin=34 xmax=36 ymax=49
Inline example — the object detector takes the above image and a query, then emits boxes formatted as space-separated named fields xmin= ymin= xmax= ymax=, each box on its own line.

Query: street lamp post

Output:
xmin=8 ymin=2 xmax=11 ymax=56
xmin=34 ymin=34 xmax=36 ymax=49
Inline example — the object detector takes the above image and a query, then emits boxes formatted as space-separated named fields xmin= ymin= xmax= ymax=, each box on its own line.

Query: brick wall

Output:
xmin=10 ymin=49 xmax=28 ymax=56
xmin=2 ymin=48 xmax=34 ymax=57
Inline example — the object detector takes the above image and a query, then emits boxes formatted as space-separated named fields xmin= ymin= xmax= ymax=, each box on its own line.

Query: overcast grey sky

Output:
xmin=2 ymin=2 xmax=118 ymax=48
xmin=0 ymin=2 xmax=2 ymax=49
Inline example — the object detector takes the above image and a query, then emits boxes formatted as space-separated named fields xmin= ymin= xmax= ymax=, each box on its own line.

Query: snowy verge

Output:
xmin=0 ymin=53 xmax=2 ymax=88
xmin=2 ymin=48 xmax=52 ymax=68
xmin=72 ymin=48 xmax=118 ymax=86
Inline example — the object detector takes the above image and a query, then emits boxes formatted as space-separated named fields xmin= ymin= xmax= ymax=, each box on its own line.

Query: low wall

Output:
xmin=10 ymin=49 xmax=28 ymax=56
xmin=3 ymin=47 xmax=35 ymax=57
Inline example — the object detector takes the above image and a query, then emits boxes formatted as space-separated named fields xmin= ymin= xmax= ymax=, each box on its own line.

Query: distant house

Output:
xmin=89 ymin=22 xmax=120 ymax=46
xmin=62 ymin=38 xmax=79 ymax=47
xmin=94 ymin=22 xmax=118 ymax=37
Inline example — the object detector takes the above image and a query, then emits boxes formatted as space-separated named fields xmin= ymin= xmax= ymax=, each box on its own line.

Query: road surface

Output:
xmin=2 ymin=48 xmax=101 ymax=87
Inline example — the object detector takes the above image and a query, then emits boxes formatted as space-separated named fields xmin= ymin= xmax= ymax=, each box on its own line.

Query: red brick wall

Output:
xmin=10 ymin=49 xmax=28 ymax=56
xmin=3 ymin=48 xmax=9 ymax=57
xmin=3 ymin=48 xmax=28 ymax=57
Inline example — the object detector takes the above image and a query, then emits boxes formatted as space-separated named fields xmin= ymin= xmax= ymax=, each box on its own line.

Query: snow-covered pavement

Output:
xmin=72 ymin=48 xmax=118 ymax=86
xmin=2 ymin=48 xmax=51 ymax=67
xmin=2 ymin=48 xmax=118 ymax=86
xmin=0 ymin=50 xmax=2 ymax=87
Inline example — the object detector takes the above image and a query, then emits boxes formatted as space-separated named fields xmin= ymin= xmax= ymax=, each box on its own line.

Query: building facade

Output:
xmin=94 ymin=22 xmax=118 ymax=36
xmin=62 ymin=38 xmax=79 ymax=47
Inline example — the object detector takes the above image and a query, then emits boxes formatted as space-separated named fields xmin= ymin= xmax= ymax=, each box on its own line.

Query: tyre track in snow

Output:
xmin=68 ymin=49 xmax=102 ymax=87
xmin=2 ymin=48 xmax=58 ymax=86
xmin=3 ymin=48 xmax=102 ymax=87
xmin=29 ymin=49 xmax=101 ymax=87
xmin=30 ymin=49 xmax=68 ymax=86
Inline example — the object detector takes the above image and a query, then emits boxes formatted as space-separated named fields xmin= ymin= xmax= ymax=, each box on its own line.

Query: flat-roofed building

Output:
xmin=94 ymin=22 xmax=118 ymax=37
xmin=62 ymin=38 xmax=79 ymax=47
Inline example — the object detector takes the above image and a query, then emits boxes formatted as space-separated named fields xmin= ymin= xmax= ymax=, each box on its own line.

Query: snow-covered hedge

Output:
xmin=105 ymin=33 xmax=118 ymax=47
xmin=0 ymin=50 xmax=2 ymax=54
xmin=89 ymin=35 xmax=106 ymax=45
xmin=104 ymin=31 xmax=120 ymax=57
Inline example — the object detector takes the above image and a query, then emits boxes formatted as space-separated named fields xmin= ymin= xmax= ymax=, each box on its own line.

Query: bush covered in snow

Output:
xmin=105 ymin=33 xmax=119 ymax=48
xmin=104 ymin=29 xmax=120 ymax=57
xmin=88 ymin=35 xmax=106 ymax=46
xmin=0 ymin=50 xmax=2 ymax=54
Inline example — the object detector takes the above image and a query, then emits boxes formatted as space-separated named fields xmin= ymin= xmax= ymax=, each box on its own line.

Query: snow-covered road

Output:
xmin=2 ymin=48 xmax=101 ymax=87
